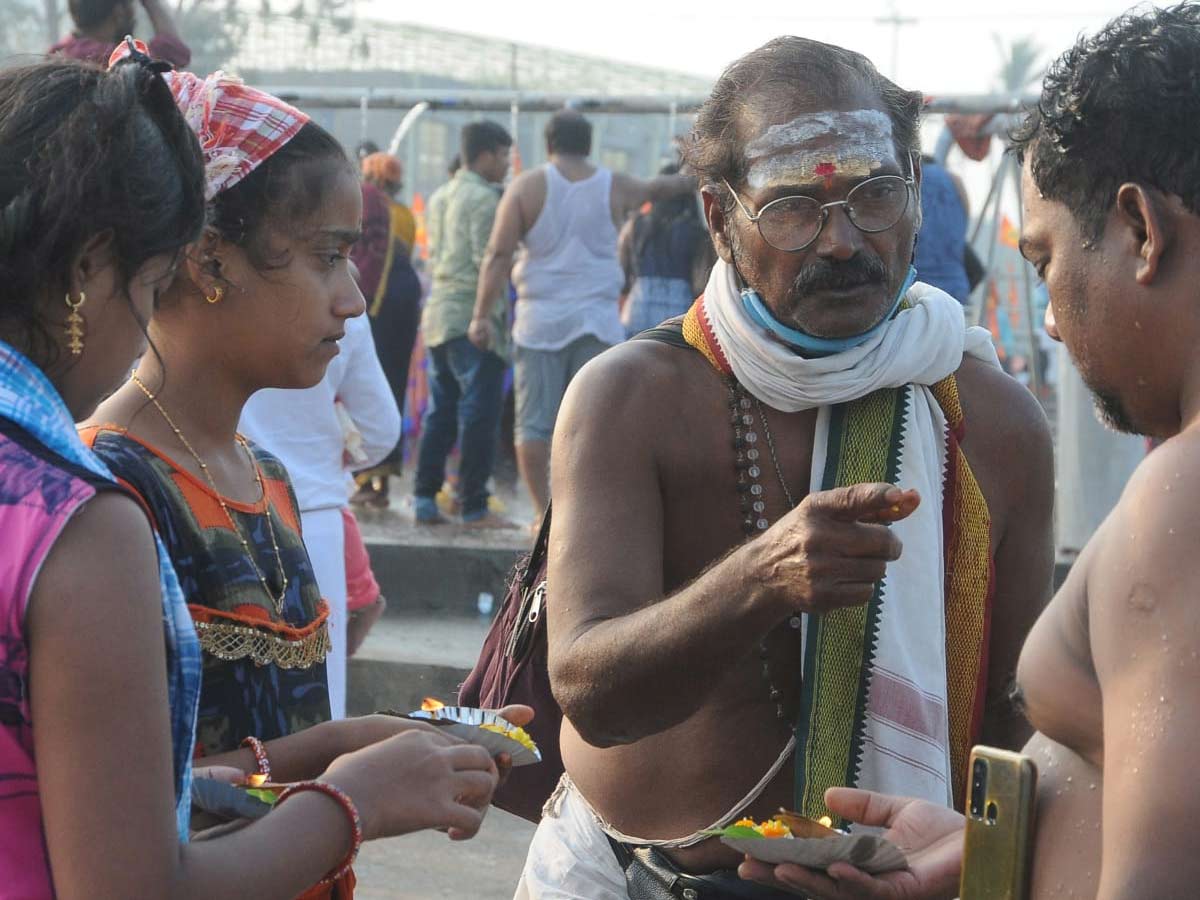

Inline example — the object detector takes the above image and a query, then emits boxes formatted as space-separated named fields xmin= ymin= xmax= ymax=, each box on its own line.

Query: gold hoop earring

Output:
xmin=205 ymin=286 xmax=225 ymax=305
xmin=65 ymin=291 xmax=86 ymax=355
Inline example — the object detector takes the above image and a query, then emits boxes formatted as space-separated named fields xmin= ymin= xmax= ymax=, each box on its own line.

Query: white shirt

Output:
xmin=239 ymin=313 xmax=400 ymax=513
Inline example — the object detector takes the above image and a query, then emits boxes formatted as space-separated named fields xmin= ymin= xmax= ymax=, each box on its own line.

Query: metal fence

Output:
xmin=229 ymin=14 xmax=713 ymax=95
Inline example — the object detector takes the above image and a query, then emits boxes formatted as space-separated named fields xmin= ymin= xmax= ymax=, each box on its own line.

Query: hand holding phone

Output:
xmin=960 ymin=746 xmax=1038 ymax=900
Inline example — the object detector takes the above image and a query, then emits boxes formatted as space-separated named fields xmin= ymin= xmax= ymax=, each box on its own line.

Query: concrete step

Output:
xmin=355 ymin=505 xmax=530 ymax=617
xmin=347 ymin=613 xmax=492 ymax=716
xmin=354 ymin=807 xmax=535 ymax=899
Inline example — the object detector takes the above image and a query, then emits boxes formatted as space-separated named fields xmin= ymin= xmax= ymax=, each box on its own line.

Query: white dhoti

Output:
xmin=516 ymin=738 xmax=794 ymax=900
xmin=514 ymin=778 xmax=629 ymax=900
xmin=300 ymin=506 xmax=347 ymax=720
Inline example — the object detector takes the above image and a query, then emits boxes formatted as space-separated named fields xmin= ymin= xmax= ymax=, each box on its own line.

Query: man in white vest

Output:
xmin=470 ymin=110 xmax=694 ymax=518
xmin=514 ymin=36 xmax=1054 ymax=900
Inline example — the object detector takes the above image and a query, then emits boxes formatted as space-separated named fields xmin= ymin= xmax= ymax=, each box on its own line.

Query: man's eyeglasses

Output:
xmin=722 ymin=159 xmax=916 ymax=253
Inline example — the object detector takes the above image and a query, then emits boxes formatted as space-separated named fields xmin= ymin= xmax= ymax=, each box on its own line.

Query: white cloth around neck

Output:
xmin=701 ymin=258 xmax=999 ymax=412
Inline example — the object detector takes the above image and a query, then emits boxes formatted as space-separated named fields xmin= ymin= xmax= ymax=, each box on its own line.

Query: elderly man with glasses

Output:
xmin=514 ymin=35 xmax=1053 ymax=900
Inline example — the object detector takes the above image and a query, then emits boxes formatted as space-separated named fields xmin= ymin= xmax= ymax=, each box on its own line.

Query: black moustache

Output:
xmin=792 ymin=258 xmax=889 ymax=294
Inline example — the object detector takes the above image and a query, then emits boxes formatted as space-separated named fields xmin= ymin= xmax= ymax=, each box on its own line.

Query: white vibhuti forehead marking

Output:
xmin=744 ymin=109 xmax=897 ymax=190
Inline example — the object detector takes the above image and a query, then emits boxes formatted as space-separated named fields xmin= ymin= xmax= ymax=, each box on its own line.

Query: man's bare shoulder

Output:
xmin=506 ymin=168 xmax=547 ymax=231
xmin=1084 ymin=430 xmax=1200 ymax=619
xmin=1107 ymin=427 xmax=1200 ymax=560
xmin=560 ymin=337 xmax=708 ymax=429
xmin=953 ymin=355 xmax=1053 ymax=498
xmin=1087 ymin=428 xmax=1200 ymax=678
xmin=954 ymin=355 xmax=1050 ymax=444
xmin=1083 ymin=426 xmax=1200 ymax=897
xmin=509 ymin=167 xmax=544 ymax=192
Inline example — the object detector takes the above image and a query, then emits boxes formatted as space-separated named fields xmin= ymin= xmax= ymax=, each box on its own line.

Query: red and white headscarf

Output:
xmin=109 ymin=40 xmax=309 ymax=201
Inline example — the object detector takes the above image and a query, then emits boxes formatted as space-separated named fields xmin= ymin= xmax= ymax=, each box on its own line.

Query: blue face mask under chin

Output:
xmin=740 ymin=265 xmax=919 ymax=358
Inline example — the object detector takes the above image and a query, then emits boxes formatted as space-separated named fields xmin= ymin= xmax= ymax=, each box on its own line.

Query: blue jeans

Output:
xmin=414 ymin=336 xmax=506 ymax=519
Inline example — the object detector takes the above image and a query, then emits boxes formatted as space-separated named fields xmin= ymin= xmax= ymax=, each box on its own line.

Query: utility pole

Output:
xmin=43 ymin=0 xmax=61 ymax=44
xmin=876 ymin=1 xmax=917 ymax=81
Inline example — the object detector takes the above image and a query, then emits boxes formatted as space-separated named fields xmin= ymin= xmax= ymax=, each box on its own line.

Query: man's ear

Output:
xmin=910 ymin=153 xmax=924 ymax=232
xmin=702 ymin=186 xmax=735 ymax=264
xmin=183 ymin=228 xmax=229 ymax=296
xmin=1114 ymin=183 xmax=1172 ymax=287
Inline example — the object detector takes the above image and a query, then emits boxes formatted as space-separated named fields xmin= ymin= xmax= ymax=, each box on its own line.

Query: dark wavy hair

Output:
xmin=207 ymin=120 xmax=354 ymax=272
xmin=461 ymin=120 xmax=512 ymax=167
xmin=68 ymin=0 xmax=127 ymax=30
xmin=1012 ymin=3 xmax=1200 ymax=247
xmin=0 ymin=58 xmax=205 ymax=368
xmin=634 ymin=163 xmax=703 ymax=262
xmin=545 ymin=110 xmax=592 ymax=157
xmin=681 ymin=36 xmax=923 ymax=211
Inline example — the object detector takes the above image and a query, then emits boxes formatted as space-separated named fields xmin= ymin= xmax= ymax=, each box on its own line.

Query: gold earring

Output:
xmin=65 ymin=291 xmax=86 ymax=355
xmin=205 ymin=286 xmax=225 ymax=304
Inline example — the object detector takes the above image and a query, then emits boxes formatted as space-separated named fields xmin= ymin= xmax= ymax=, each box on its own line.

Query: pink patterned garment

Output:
xmin=48 ymin=31 xmax=191 ymax=68
xmin=0 ymin=424 xmax=98 ymax=898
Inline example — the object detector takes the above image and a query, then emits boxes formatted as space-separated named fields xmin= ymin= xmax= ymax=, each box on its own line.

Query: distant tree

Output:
xmin=0 ymin=0 xmax=360 ymax=71
xmin=276 ymin=0 xmax=355 ymax=23
xmin=265 ymin=0 xmax=355 ymax=47
xmin=43 ymin=0 xmax=60 ymax=44
xmin=993 ymin=35 xmax=1045 ymax=94
xmin=0 ymin=0 xmax=251 ymax=71
xmin=175 ymin=0 xmax=247 ymax=73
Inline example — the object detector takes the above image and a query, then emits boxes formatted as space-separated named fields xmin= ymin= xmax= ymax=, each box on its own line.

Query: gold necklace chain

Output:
xmin=129 ymin=373 xmax=290 ymax=613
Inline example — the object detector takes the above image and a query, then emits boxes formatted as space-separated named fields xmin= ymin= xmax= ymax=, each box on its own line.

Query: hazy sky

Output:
xmin=360 ymin=0 xmax=1141 ymax=94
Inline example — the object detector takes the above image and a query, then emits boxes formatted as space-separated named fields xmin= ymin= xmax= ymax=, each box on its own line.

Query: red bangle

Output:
xmin=276 ymin=780 xmax=363 ymax=885
xmin=240 ymin=736 xmax=271 ymax=781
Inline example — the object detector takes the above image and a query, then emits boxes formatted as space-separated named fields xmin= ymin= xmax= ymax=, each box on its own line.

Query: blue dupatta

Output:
xmin=0 ymin=339 xmax=201 ymax=841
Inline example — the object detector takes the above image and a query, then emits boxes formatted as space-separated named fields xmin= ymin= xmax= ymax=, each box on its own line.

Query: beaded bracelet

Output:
xmin=240 ymin=735 xmax=271 ymax=782
xmin=276 ymin=780 xmax=363 ymax=885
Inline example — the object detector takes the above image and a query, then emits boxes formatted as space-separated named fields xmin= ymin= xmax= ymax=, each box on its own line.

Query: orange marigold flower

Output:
xmin=734 ymin=818 xmax=757 ymax=828
xmin=757 ymin=819 xmax=792 ymax=839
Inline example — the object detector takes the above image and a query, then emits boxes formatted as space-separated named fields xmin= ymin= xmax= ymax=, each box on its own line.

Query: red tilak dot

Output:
xmin=815 ymin=162 xmax=837 ymax=190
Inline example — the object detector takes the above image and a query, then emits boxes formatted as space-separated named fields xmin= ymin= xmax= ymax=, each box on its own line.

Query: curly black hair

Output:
xmin=1012 ymin=2 xmax=1200 ymax=247
xmin=681 ymin=36 xmax=923 ymax=208
xmin=0 ymin=58 xmax=205 ymax=368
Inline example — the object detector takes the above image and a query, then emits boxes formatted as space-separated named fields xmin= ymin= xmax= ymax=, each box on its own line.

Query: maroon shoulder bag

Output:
xmin=458 ymin=507 xmax=557 ymax=822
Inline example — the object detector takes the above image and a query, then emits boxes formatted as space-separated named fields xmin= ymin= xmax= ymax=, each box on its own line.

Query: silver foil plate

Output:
xmin=404 ymin=706 xmax=542 ymax=766
xmin=721 ymin=832 xmax=907 ymax=874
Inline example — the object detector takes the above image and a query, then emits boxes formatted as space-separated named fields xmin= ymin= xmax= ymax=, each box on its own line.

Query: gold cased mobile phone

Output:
xmin=959 ymin=745 xmax=1037 ymax=900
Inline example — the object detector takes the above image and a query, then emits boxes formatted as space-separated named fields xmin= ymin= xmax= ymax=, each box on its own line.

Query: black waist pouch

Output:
xmin=608 ymin=839 xmax=806 ymax=900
